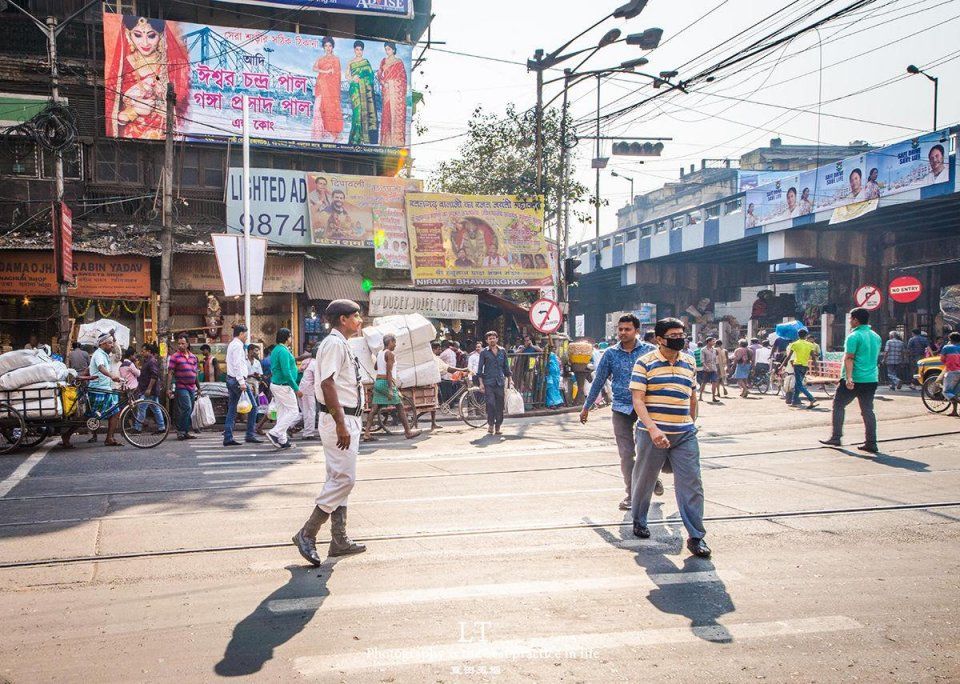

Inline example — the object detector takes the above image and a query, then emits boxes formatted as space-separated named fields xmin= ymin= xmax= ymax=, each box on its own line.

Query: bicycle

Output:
xmin=750 ymin=366 xmax=772 ymax=394
xmin=417 ymin=375 xmax=487 ymax=429
xmin=921 ymin=374 xmax=960 ymax=416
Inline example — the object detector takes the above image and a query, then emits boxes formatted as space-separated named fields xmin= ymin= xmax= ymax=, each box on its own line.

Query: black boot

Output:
xmin=292 ymin=506 xmax=329 ymax=566
xmin=328 ymin=506 xmax=366 ymax=557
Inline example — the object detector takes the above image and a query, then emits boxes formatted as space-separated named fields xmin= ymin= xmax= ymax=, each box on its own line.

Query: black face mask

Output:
xmin=664 ymin=338 xmax=686 ymax=351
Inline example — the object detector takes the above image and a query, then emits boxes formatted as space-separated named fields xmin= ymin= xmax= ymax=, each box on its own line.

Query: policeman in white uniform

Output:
xmin=293 ymin=299 xmax=367 ymax=565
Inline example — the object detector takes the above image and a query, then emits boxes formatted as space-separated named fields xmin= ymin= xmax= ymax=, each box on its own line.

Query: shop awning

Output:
xmin=304 ymin=261 xmax=368 ymax=302
xmin=478 ymin=292 xmax=530 ymax=320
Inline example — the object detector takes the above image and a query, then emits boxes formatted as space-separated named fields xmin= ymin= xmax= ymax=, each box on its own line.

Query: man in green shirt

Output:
xmin=821 ymin=308 xmax=882 ymax=453
xmin=267 ymin=327 xmax=303 ymax=449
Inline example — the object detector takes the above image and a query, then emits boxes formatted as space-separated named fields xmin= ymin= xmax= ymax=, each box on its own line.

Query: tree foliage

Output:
xmin=429 ymin=104 xmax=590 ymax=230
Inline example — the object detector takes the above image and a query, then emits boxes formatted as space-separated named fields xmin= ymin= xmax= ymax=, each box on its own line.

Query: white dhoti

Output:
xmin=315 ymin=412 xmax=362 ymax=513
xmin=299 ymin=386 xmax=317 ymax=437
xmin=268 ymin=383 xmax=301 ymax=445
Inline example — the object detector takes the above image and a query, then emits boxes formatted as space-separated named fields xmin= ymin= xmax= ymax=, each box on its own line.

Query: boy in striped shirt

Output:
xmin=629 ymin=317 xmax=711 ymax=558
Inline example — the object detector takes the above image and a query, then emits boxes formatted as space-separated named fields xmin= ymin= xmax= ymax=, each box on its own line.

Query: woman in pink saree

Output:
xmin=376 ymin=42 xmax=407 ymax=147
xmin=311 ymin=36 xmax=343 ymax=141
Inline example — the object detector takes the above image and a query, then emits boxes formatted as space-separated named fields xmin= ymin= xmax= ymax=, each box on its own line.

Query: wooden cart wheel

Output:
xmin=0 ymin=403 xmax=26 ymax=455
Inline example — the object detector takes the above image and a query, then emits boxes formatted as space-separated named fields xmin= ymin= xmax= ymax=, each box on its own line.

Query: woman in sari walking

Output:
xmin=347 ymin=40 xmax=378 ymax=145
xmin=377 ymin=42 xmax=407 ymax=147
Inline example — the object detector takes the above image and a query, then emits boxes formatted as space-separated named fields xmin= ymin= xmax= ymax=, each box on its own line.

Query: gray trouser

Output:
xmin=611 ymin=410 xmax=637 ymax=495
xmin=830 ymin=381 xmax=878 ymax=446
xmin=631 ymin=428 xmax=706 ymax=539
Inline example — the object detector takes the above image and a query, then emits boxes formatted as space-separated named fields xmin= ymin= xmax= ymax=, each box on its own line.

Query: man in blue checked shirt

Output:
xmin=580 ymin=313 xmax=662 ymax=511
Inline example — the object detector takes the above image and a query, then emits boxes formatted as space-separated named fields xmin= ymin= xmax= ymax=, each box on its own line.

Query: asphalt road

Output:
xmin=1 ymin=389 xmax=958 ymax=682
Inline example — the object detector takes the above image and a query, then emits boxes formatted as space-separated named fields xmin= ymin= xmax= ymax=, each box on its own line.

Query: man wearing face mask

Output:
xmin=629 ymin=317 xmax=710 ymax=558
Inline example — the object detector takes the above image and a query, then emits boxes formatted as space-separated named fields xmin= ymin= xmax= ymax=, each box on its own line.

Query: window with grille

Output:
xmin=102 ymin=1 xmax=137 ymax=15
xmin=41 ymin=144 xmax=83 ymax=180
xmin=96 ymin=144 xmax=140 ymax=183
xmin=180 ymin=148 xmax=225 ymax=189
xmin=0 ymin=138 xmax=38 ymax=177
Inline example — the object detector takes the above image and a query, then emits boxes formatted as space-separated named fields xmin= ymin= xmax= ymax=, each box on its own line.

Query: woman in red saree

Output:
xmin=104 ymin=15 xmax=189 ymax=139
xmin=312 ymin=36 xmax=343 ymax=142
xmin=376 ymin=42 xmax=407 ymax=147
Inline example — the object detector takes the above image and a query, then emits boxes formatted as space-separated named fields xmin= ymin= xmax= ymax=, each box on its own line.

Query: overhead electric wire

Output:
xmin=594 ymin=0 xmax=878 ymax=128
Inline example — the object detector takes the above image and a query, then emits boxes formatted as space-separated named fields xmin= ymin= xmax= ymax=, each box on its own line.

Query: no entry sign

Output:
xmin=889 ymin=276 xmax=923 ymax=304
xmin=529 ymin=298 xmax=563 ymax=334
xmin=854 ymin=284 xmax=882 ymax=311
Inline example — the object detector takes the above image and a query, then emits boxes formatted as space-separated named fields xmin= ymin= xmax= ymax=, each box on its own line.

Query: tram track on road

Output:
xmin=0 ymin=429 xmax=957 ymax=504
xmin=2 ymin=500 xmax=958 ymax=570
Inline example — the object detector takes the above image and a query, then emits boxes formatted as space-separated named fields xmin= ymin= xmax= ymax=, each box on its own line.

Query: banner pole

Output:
xmin=242 ymin=95 xmax=252 ymax=337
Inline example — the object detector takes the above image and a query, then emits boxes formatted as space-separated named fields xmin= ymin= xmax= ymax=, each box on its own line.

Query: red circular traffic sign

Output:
xmin=529 ymin=298 xmax=563 ymax=334
xmin=854 ymin=284 xmax=882 ymax=311
xmin=889 ymin=276 xmax=923 ymax=304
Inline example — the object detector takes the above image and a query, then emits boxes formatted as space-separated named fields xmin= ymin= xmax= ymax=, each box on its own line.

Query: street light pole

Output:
xmin=611 ymin=170 xmax=634 ymax=199
xmin=906 ymin=64 xmax=939 ymax=131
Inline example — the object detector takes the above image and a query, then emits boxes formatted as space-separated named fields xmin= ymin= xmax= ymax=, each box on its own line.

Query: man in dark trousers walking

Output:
xmin=477 ymin=330 xmax=511 ymax=435
xmin=821 ymin=307 xmax=882 ymax=453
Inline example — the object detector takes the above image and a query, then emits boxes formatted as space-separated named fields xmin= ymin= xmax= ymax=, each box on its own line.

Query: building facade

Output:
xmin=0 ymin=0 xmax=430 ymax=354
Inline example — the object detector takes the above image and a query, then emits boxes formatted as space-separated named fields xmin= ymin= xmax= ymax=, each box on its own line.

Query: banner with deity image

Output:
xmin=102 ymin=12 xmax=412 ymax=151
xmin=404 ymin=193 xmax=553 ymax=289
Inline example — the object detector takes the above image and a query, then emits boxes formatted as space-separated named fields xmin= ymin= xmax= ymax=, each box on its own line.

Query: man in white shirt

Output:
xmin=298 ymin=355 xmax=318 ymax=440
xmin=467 ymin=341 xmax=482 ymax=385
xmin=224 ymin=324 xmax=261 ymax=446
xmin=293 ymin=300 xmax=367 ymax=565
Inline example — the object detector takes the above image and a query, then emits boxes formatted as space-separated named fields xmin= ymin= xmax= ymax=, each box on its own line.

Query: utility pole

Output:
xmin=159 ymin=84 xmax=175 ymax=344
xmin=6 ymin=1 xmax=100 ymax=356
xmin=46 ymin=16 xmax=70 ymax=358
xmin=533 ymin=51 xmax=544 ymax=195
xmin=595 ymin=74 xmax=601 ymax=240
xmin=242 ymin=95 xmax=252 ymax=335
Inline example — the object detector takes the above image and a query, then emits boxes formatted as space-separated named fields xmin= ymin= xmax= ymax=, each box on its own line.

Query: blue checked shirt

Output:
xmin=583 ymin=340 xmax=657 ymax=415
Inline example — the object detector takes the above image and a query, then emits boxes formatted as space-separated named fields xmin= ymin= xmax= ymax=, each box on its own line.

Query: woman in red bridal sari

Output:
xmin=104 ymin=15 xmax=189 ymax=139
xmin=312 ymin=36 xmax=344 ymax=141
xmin=376 ymin=42 xmax=407 ymax=147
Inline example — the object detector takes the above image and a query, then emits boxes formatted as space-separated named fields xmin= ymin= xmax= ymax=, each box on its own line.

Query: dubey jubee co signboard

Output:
xmin=103 ymin=13 xmax=412 ymax=151
xmin=369 ymin=289 xmax=479 ymax=320
xmin=404 ymin=193 xmax=553 ymax=289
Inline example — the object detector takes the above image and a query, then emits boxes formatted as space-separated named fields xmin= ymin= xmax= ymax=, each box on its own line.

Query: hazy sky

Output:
xmin=410 ymin=0 xmax=959 ymax=245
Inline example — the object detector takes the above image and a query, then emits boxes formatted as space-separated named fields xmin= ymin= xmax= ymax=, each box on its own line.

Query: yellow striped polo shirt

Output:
xmin=629 ymin=349 xmax=697 ymax=434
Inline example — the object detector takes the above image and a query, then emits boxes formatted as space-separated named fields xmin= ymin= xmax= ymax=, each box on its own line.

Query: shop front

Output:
xmin=169 ymin=252 xmax=304 ymax=365
xmin=0 ymin=249 xmax=152 ymax=352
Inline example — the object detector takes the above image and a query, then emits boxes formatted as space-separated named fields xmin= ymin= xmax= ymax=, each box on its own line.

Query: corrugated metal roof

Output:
xmin=304 ymin=261 xmax=367 ymax=302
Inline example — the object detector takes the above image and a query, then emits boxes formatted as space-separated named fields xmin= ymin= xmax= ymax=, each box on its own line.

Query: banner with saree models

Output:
xmin=305 ymin=172 xmax=409 ymax=253
xmin=404 ymin=193 xmax=552 ymax=289
xmin=102 ymin=12 xmax=412 ymax=150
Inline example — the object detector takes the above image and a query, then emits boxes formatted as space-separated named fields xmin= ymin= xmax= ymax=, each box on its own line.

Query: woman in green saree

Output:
xmin=347 ymin=40 xmax=378 ymax=145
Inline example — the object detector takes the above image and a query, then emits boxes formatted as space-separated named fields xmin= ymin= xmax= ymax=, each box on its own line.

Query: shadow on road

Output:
xmin=587 ymin=505 xmax=735 ymax=643
xmin=835 ymin=448 xmax=930 ymax=472
xmin=214 ymin=562 xmax=336 ymax=677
